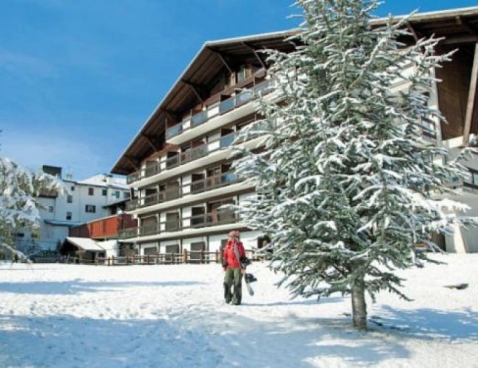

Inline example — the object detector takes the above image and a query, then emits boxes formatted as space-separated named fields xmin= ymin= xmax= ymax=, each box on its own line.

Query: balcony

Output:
xmin=190 ymin=210 xmax=236 ymax=229
xmin=127 ymin=186 xmax=181 ymax=211
xmin=165 ymin=79 xmax=275 ymax=144
xmin=464 ymin=167 xmax=478 ymax=190
xmin=127 ymin=131 xmax=244 ymax=185
xmin=118 ymin=209 xmax=238 ymax=239
xmin=39 ymin=189 xmax=59 ymax=198
xmin=190 ymin=172 xmax=237 ymax=194
xmin=126 ymin=171 xmax=240 ymax=211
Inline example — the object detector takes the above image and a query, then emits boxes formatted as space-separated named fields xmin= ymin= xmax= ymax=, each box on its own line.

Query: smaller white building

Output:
xmin=15 ymin=166 xmax=130 ymax=253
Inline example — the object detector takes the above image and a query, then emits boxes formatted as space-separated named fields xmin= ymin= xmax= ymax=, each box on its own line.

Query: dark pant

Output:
xmin=224 ymin=267 xmax=243 ymax=305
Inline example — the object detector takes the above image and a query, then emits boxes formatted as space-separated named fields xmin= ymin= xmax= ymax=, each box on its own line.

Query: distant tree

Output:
xmin=232 ymin=0 xmax=477 ymax=330
xmin=0 ymin=156 xmax=62 ymax=261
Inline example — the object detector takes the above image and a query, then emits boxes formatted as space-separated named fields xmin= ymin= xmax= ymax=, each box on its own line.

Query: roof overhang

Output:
xmin=110 ymin=30 xmax=299 ymax=176
xmin=44 ymin=220 xmax=82 ymax=227
xmin=371 ymin=7 xmax=478 ymax=46
xmin=63 ymin=237 xmax=105 ymax=252
xmin=111 ymin=7 xmax=478 ymax=177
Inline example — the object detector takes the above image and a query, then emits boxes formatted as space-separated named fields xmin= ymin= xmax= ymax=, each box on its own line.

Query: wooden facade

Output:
xmin=69 ymin=214 xmax=137 ymax=240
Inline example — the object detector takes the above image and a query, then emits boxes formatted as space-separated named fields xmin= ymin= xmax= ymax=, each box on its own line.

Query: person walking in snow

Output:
xmin=222 ymin=230 xmax=246 ymax=305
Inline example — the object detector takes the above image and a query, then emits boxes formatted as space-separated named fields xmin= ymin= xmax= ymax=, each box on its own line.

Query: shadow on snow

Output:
xmin=0 ymin=280 xmax=204 ymax=295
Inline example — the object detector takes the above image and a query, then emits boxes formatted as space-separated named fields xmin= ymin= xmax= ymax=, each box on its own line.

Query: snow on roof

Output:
xmin=44 ymin=219 xmax=82 ymax=227
xmin=98 ymin=240 xmax=119 ymax=251
xmin=65 ymin=237 xmax=105 ymax=252
xmin=77 ymin=174 xmax=128 ymax=189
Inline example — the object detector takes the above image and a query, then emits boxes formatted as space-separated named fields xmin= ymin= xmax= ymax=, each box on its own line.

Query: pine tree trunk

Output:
xmin=351 ymin=279 xmax=367 ymax=330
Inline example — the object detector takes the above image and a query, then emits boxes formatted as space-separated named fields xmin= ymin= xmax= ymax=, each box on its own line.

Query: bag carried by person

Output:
xmin=240 ymin=256 xmax=251 ymax=268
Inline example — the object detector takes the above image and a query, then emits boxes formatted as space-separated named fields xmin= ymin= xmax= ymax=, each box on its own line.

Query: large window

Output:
xmin=67 ymin=195 xmax=73 ymax=203
xmin=88 ymin=188 xmax=94 ymax=196
xmin=85 ymin=205 xmax=96 ymax=213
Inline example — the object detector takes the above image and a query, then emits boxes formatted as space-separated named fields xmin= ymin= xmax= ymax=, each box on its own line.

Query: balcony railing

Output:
xmin=118 ymin=210 xmax=238 ymax=239
xmin=127 ymin=186 xmax=182 ymax=211
xmin=190 ymin=210 xmax=236 ymax=229
xmin=126 ymin=171 xmax=240 ymax=211
xmin=464 ymin=167 xmax=478 ymax=190
xmin=127 ymin=131 xmax=241 ymax=184
xmin=190 ymin=172 xmax=237 ymax=194
xmin=165 ymin=79 xmax=274 ymax=140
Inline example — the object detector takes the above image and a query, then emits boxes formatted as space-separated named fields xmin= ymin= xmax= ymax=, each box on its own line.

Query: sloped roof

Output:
xmin=371 ymin=6 xmax=478 ymax=45
xmin=111 ymin=7 xmax=478 ymax=176
xmin=78 ymin=174 xmax=128 ymax=189
xmin=64 ymin=237 xmax=105 ymax=252
xmin=110 ymin=30 xmax=298 ymax=176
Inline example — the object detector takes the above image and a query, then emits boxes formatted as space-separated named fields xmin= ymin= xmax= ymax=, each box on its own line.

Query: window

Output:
xmin=102 ymin=189 xmax=107 ymax=196
xmin=237 ymin=65 xmax=248 ymax=82
xmin=190 ymin=242 xmax=205 ymax=262
xmin=88 ymin=188 xmax=94 ymax=196
xmin=114 ymin=191 xmax=120 ymax=199
xmin=66 ymin=212 xmax=72 ymax=220
xmin=71 ymin=186 xmax=75 ymax=191
xmin=85 ymin=205 xmax=96 ymax=213
xmin=67 ymin=195 xmax=73 ymax=203
xmin=123 ymin=191 xmax=130 ymax=199
xmin=48 ymin=206 xmax=54 ymax=213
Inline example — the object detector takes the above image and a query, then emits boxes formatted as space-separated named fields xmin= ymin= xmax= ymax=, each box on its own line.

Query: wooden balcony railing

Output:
xmin=126 ymin=79 xmax=274 ymax=185
xmin=126 ymin=171 xmax=240 ymax=211
xmin=118 ymin=210 xmax=237 ymax=239
xmin=127 ymin=129 xmax=249 ymax=185
xmin=165 ymin=78 xmax=274 ymax=140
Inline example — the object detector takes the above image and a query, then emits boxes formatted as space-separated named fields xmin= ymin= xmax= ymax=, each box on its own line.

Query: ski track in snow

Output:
xmin=1 ymin=255 xmax=478 ymax=367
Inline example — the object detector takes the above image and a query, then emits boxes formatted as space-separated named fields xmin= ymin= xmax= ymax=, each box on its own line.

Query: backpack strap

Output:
xmin=233 ymin=239 xmax=243 ymax=268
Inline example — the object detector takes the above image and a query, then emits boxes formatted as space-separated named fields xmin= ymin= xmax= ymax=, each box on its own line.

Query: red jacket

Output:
xmin=223 ymin=238 xmax=246 ymax=269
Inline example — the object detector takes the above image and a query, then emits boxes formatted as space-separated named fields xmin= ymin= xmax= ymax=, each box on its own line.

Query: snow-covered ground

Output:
xmin=0 ymin=254 xmax=477 ymax=368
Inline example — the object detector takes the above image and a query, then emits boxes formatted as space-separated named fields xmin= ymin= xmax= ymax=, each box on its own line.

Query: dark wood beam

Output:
xmin=124 ymin=156 xmax=139 ymax=170
xmin=207 ymin=47 xmax=233 ymax=73
xmin=242 ymin=42 xmax=266 ymax=69
xmin=439 ymin=35 xmax=478 ymax=46
xmin=406 ymin=22 xmax=421 ymax=43
xmin=160 ymin=109 xmax=181 ymax=123
xmin=141 ymin=133 xmax=158 ymax=151
xmin=181 ymin=79 xmax=205 ymax=103
xmin=456 ymin=16 xmax=478 ymax=36
xmin=463 ymin=42 xmax=478 ymax=146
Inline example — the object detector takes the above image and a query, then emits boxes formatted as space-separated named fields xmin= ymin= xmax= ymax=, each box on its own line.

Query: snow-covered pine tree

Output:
xmin=0 ymin=156 xmax=62 ymax=261
xmin=231 ymin=0 xmax=477 ymax=330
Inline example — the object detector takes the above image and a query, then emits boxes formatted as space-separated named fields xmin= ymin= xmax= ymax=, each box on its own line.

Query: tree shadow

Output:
xmin=200 ymin=311 xmax=410 ymax=367
xmin=245 ymin=295 xmax=342 ymax=307
xmin=196 ymin=304 xmax=478 ymax=367
xmin=1 ymin=300 xmax=475 ymax=367
xmin=0 ymin=280 xmax=204 ymax=295
xmin=369 ymin=305 xmax=478 ymax=342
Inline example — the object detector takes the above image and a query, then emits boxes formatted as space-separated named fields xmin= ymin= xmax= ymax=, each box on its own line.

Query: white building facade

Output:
xmin=15 ymin=168 xmax=130 ymax=252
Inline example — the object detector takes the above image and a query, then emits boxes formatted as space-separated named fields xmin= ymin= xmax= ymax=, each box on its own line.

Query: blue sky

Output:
xmin=0 ymin=0 xmax=475 ymax=180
